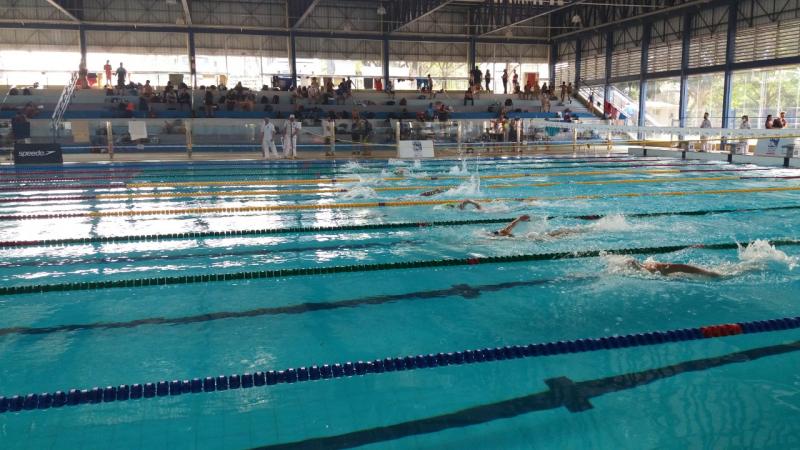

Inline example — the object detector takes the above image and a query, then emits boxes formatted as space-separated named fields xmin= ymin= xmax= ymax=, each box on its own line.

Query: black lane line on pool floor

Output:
xmin=253 ymin=339 xmax=800 ymax=450
xmin=0 ymin=276 xmax=588 ymax=338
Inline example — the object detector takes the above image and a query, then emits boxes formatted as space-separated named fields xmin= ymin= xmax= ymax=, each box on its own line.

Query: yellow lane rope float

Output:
xmin=13 ymin=184 xmax=800 ymax=220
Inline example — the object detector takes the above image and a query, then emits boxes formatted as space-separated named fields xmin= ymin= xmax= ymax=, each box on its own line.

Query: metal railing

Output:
xmin=51 ymin=72 xmax=78 ymax=142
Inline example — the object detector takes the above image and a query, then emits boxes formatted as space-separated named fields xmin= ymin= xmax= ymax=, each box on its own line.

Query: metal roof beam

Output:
xmin=480 ymin=0 xmax=587 ymax=37
xmin=389 ymin=0 xmax=455 ymax=32
xmin=181 ymin=0 xmax=192 ymax=26
xmin=45 ymin=0 xmax=80 ymax=23
xmin=289 ymin=0 xmax=321 ymax=29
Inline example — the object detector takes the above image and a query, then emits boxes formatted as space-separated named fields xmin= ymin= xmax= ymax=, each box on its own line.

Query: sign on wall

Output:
xmin=13 ymin=143 xmax=63 ymax=164
xmin=397 ymin=140 xmax=435 ymax=158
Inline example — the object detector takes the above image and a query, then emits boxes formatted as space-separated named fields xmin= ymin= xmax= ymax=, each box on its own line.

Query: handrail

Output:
xmin=51 ymin=71 xmax=79 ymax=142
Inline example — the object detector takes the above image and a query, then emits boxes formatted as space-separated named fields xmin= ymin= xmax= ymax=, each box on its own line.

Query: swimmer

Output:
xmin=420 ymin=187 xmax=447 ymax=197
xmin=394 ymin=167 xmax=409 ymax=176
xmin=444 ymin=200 xmax=482 ymax=210
xmin=491 ymin=215 xmax=530 ymax=237
xmin=625 ymin=259 xmax=721 ymax=278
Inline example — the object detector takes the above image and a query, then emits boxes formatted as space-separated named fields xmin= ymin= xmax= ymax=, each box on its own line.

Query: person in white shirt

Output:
xmin=283 ymin=114 xmax=301 ymax=158
xmin=260 ymin=117 xmax=277 ymax=159
xmin=737 ymin=115 xmax=750 ymax=154
xmin=323 ymin=117 xmax=335 ymax=156
xmin=700 ymin=112 xmax=712 ymax=151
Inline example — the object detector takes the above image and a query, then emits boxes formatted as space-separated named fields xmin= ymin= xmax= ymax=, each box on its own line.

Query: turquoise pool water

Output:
xmin=1 ymin=155 xmax=800 ymax=450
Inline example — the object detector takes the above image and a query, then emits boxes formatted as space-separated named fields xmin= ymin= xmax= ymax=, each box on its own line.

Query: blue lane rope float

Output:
xmin=2 ymin=205 xmax=799 ymax=249
xmin=2 ymin=239 xmax=799 ymax=296
xmin=0 ymin=317 xmax=797 ymax=414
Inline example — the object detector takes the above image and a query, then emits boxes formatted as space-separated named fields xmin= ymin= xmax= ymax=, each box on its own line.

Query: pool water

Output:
xmin=1 ymin=154 xmax=800 ymax=450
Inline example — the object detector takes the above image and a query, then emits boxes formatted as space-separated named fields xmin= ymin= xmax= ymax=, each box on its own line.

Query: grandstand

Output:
xmin=5 ymin=2 xmax=800 ymax=450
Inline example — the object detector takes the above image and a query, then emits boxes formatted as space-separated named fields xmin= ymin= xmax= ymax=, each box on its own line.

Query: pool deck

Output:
xmin=629 ymin=146 xmax=800 ymax=168
xmin=1 ymin=145 xmax=625 ymax=164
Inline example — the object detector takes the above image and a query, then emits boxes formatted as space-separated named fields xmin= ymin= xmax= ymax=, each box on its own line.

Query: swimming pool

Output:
xmin=1 ymin=154 xmax=800 ymax=450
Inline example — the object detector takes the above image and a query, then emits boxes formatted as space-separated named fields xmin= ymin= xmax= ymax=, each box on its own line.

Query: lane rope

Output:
xmin=2 ymin=204 xmax=800 ymax=249
xmin=2 ymin=315 xmax=798 ymax=413
xmin=1 ymin=238 xmax=798 ymax=296
xmin=5 ymin=185 xmax=800 ymax=221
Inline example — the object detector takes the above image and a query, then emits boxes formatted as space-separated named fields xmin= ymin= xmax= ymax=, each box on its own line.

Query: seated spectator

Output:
xmin=225 ymin=90 xmax=237 ymax=110
xmin=300 ymin=86 xmax=309 ymax=99
xmin=178 ymin=82 xmax=188 ymax=90
xmin=425 ymin=103 xmax=435 ymax=121
xmin=204 ymin=88 xmax=214 ymax=117
xmin=124 ymin=101 xmax=135 ymax=118
xmin=177 ymin=88 xmax=190 ymax=107
xmin=308 ymin=84 xmax=320 ymax=104
xmin=165 ymin=89 xmax=177 ymax=105
xmin=234 ymin=82 xmax=244 ymax=97
xmin=242 ymin=93 xmax=255 ymax=111
xmin=142 ymin=80 xmax=154 ymax=99
xmin=463 ymin=88 xmax=474 ymax=106
xmin=504 ymin=98 xmax=513 ymax=107
xmin=325 ymin=79 xmax=334 ymax=95
xmin=765 ymin=115 xmax=774 ymax=129
xmin=22 ymin=102 xmax=38 ymax=118
xmin=164 ymin=81 xmax=174 ymax=94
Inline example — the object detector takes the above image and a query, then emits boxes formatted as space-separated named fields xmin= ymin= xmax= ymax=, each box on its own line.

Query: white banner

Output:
xmin=398 ymin=140 xmax=435 ymax=158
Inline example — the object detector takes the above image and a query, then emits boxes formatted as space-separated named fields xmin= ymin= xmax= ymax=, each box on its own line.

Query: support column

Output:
xmin=382 ymin=35 xmax=390 ymax=89
xmin=548 ymin=42 xmax=557 ymax=84
xmin=603 ymin=31 xmax=613 ymax=109
xmin=574 ymin=38 xmax=582 ymax=88
xmin=678 ymin=14 xmax=692 ymax=128
xmin=722 ymin=2 xmax=738 ymax=128
xmin=468 ymin=36 xmax=477 ymax=71
xmin=638 ymin=22 xmax=651 ymax=129
xmin=78 ymin=25 xmax=87 ymax=66
xmin=187 ymin=29 xmax=197 ymax=89
xmin=288 ymin=31 xmax=297 ymax=88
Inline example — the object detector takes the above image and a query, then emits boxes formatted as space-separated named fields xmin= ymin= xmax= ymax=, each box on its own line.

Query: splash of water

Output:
xmin=342 ymin=161 xmax=363 ymax=172
xmin=737 ymin=239 xmax=798 ymax=269
xmin=413 ymin=159 xmax=422 ymax=169
xmin=387 ymin=159 xmax=407 ymax=166
xmin=589 ymin=214 xmax=634 ymax=232
xmin=441 ymin=175 xmax=482 ymax=198
xmin=340 ymin=186 xmax=378 ymax=200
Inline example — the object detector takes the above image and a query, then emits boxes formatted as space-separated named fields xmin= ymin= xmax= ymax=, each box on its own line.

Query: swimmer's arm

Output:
xmin=458 ymin=200 xmax=482 ymax=210
xmin=645 ymin=262 xmax=721 ymax=278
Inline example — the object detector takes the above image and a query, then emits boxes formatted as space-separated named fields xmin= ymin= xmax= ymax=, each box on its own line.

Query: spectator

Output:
xmin=765 ymin=115 xmax=773 ymax=129
xmin=124 ymin=100 xmax=135 ymax=118
xmin=165 ymin=89 xmax=177 ymax=105
xmin=225 ymin=89 xmax=237 ymax=110
xmin=773 ymin=117 xmax=784 ymax=129
xmin=484 ymin=69 xmax=491 ymax=91
xmin=779 ymin=111 xmax=787 ymax=128
xmin=425 ymin=74 xmax=433 ymax=98
xmin=344 ymin=77 xmax=354 ymax=95
xmin=177 ymin=88 xmax=190 ymax=109
xmin=308 ymin=83 xmax=320 ymax=104
xmin=700 ymin=112 xmax=712 ymax=151
xmin=512 ymin=70 xmax=519 ymax=93
xmin=115 ymin=63 xmax=127 ymax=92
xmin=471 ymin=66 xmax=482 ymax=89
xmin=103 ymin=60 xmax=112 ymax=87
xmin=204 ymin=88 xmax=214 ymax=117
xmin=234 ymin=82 xmax=245 ymax=98
xmin=504 ymin=98 xmax=513 ymax=107
xmin=522 ymin=82 xmax=532 ymax=100
xmin=739 ymin=115 xmax=750 ymax=129
xmin=11 ymin=112 xmax=30 ymax=142
xmin=501 ymin=69 xmax=508 ymax=94
xmin=533 ymin=82 xmax=541 ymax=96
xmin=324 ymin=78 xmax=334 ymax=95
xmin=142 ymin=80 xmax=154 ymax=99
xmin=566 ymin=82 xmax=574 ymax=104
xmin=463 ymin=88 xmax=474 ymax=106
xmin=559 ymin=82 xmax=567 ymax=103
xmin=22 ymin=101 xmax=38 ymax=118
xmin=425 ymin=103 xmax=435 ymax=121
xmin=541 ymin=82 xmax=549 ymax=96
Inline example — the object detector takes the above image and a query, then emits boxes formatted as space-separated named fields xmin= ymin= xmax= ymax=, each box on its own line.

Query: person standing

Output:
xmin=283 ymin=114 xmax=301 ymax=158
xmin=765 ymin=114 xmax=774 ymax=129
xmin=512 ymin=70 xmax=519 ymax=93
xmin=700 ymin=112 xmax=712 ymax=151
xmin=737 ymin=115 xmax=750 ymax=154
xmin=484 ymin=69 xmax=491 ymax=92
xmin=560 ymin=82 xmax=567 ymax=103
xmin=779 ymin=111 xmax=787 ymax=128
xmin=566 ymin=82 xmax=574 ymax=104
xmin=501 ymin=69 xmax=508 ymax=94
xmin=426 ymin=74 xmax=433 ymax=99
xmin=115 ymin=63 xmax=127 ymax=91
xmin=204 ymin=88 xmax=214 ymax=118
xmin=104 ymin=60 xmax=112 ymax=87
xmin=260 ymin=117 xmax=277 ymax=159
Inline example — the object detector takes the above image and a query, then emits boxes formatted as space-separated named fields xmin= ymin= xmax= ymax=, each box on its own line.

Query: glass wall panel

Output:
xmin=731 ymin=65 xmax=800 ymax=129
xmin=644 ymin=77 xmax=680 ymax=128
xmin=607 ymin=81 xmax=640 ymax=126
xmin=686 ymin=72 xmax=725 ymax=128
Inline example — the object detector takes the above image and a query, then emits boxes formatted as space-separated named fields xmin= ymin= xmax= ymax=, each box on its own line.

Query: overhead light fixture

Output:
xmin=571 ymin=14 xmax=582 ymax=27
xmin=377 ymin=5 xmax=386 ymax=15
